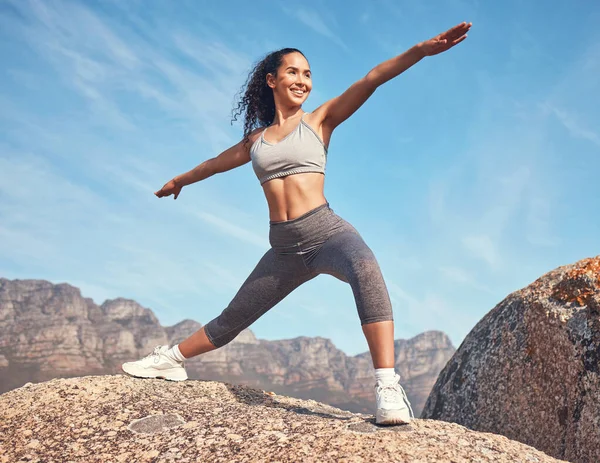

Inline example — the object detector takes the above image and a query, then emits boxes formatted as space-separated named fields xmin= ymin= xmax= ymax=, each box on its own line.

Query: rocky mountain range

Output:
xmin=0 ymin=278 xmax=456 ymax=416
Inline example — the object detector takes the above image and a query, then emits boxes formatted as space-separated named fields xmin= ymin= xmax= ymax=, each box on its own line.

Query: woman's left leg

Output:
xmin=303 ymin=225 xmax=396 ymax=368
xmin=362 ymin=320 xmax=395 ymax=369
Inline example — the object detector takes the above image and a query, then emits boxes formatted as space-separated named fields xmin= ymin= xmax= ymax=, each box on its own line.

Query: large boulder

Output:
xmin=421 ymin=256 xmax=600 ymax=463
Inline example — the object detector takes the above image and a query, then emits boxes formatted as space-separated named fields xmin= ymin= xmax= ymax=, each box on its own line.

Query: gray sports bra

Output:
xmin=250 ymin=113 xmax=327 ymax=185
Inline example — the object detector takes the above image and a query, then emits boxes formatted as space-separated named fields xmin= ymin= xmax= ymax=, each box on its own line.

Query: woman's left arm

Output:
xmin=314 ymin=22 xmax=472 ymax=132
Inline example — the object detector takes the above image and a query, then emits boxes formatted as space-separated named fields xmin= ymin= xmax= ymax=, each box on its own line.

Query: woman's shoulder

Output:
xmin=248 ymin=126 xmax=267 ymax=141
xmin=302 ymin=110 xmax=325 ymax=129
xmin=242 ymin=126 xmax=267 ymax=151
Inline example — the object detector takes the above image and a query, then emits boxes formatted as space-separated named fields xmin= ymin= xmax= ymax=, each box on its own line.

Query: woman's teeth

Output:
xmin=291 ymin=89 xmax=304 ymax=96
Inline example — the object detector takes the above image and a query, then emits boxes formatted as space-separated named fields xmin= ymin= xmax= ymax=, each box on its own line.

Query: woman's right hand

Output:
xmin=155 ymin=178 xmax=183 ymax=199
xmin=419 ymin=22 xmax=471 ymax=57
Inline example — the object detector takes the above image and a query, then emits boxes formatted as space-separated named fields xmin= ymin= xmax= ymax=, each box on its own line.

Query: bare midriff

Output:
xmin=262 ymin=172 xmax=327 ymax=223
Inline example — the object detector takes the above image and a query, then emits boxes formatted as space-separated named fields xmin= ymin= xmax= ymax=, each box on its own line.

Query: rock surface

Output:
xmin=0 ymin=375 xmax=567 ymax=463
xmin=422 ymin=256 xmax=600 ymax=463
xmin=0 ymin=278 xmax=455 ymax=416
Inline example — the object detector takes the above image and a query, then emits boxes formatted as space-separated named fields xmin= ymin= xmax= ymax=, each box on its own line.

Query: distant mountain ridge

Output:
xmin=0 ymin=278 xmax=455 ymax=416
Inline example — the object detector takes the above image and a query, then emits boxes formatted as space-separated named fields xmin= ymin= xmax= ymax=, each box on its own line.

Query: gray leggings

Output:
xmin=204 ymin=202 xmax=393 ymax=348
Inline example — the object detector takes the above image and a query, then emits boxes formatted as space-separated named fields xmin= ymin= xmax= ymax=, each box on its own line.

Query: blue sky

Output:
xmin=1 ymin=0 xmax=598 ymax=356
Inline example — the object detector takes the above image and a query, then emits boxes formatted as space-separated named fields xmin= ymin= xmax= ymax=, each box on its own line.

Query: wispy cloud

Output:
xmin=282 ymin=7 xmax=348 ymax=51
xmin=542 ymin=103 xmax=600 ymax=147
xmin=192 ymin=210 xmax=268 ymax=249
xmin=387 ymin=280 xmax=476 ymax=346
xmin=13 ymin=0 xmax=140 ymax=131
xmin=540 ymin=41 xmax=600 ymax=149
xmin=525 ymin=196 xmax=560 ymax=247
xmin=8 ymin=0 xmax=251 ymax=151
xmin=173 ymin=33 xmax=252 ymax=79
xmin=462 ymin=234 xmax=499 ymax=268
xmin=296 ymin=302 xmax=330 ymax=318
xmin=427 ymin=179 xmax=448 ymax=226
xmin=2 ymin=0 xmax=266 ymax=240
xmin=438 ymin=266 xmax=492 ymax=293
xmin=81 ymin=155 xmax=268 ymax=249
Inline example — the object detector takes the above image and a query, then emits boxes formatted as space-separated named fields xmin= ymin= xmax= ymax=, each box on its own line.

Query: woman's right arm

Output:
xmin=175 ymin=141 xmax=249 ymax=186
xmin=155 ymin=128 xmax=263 ymax=199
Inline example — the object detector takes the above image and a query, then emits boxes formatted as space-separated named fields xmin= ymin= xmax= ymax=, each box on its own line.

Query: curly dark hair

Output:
xmin=231 ymin=48 xmax=307 ymax=146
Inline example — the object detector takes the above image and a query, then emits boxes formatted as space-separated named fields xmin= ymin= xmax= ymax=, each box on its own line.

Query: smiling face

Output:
xmin=266 ymin=52 xmax=312 ymax=109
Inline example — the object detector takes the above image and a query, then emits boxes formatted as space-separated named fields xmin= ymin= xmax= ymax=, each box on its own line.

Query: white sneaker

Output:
xmin=375 ymin=373 xmax=414 ymax=425
xmin=122 ymin=345 xmax=188 ymax=381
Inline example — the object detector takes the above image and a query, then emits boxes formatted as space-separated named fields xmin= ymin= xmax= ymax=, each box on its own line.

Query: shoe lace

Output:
xmin=143 ymin=346 xmax=163 ymax=362
xmin=378 ymin=374 xmax=415 ymax=419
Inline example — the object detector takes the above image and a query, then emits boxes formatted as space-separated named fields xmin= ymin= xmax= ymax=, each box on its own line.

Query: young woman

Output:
xmin=122 ymin=22 xmax=471 ymax=425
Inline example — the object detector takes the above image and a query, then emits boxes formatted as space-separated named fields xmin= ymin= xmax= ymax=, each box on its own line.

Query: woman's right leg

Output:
xmin=179 ymin=247 xmax=315 ymax=357
xmin=177 ymin=326 xmax=218 ymax=358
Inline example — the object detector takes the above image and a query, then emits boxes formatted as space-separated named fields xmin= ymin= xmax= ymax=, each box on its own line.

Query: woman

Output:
xmin=122 ymin=21 xmax=471 ymax=425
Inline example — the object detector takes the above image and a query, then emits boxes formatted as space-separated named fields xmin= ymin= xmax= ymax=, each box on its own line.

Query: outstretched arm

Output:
xmin=155 ymin=127 xmax=264 ymax=200
xmin=314 ymin=22 xmax=472 ymax=132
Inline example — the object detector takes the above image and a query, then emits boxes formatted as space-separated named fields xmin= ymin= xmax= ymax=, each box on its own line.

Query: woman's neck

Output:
xmin=271 ymin=106 xmax=304 ymax=126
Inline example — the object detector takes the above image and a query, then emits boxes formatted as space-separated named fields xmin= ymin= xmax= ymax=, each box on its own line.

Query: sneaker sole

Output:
xmin=121 ymin=364 xmax=188 ymax=382
xmin=376 ymin=409 xmax=411 ymax=425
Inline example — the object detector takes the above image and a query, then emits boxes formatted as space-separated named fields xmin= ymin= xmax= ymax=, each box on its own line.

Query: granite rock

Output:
xmin=422 ymin=256 xmax=600 ymax=463
xmin=0 ymin=375 xmax=568 ymax=463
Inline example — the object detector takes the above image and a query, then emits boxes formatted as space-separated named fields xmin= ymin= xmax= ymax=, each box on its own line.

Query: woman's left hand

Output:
xmin=419 ymin=22 xmax=472 ymax=56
